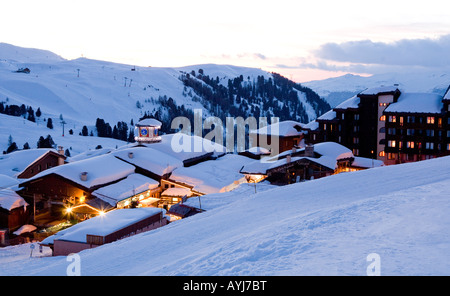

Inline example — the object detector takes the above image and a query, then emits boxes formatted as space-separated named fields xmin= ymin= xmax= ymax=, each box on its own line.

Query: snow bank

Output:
xmin=3 ymin=156 xmax=450 ymax=275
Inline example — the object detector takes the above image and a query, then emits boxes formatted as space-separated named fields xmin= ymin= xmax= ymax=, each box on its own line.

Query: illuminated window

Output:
xmin=380 ymin=115 xmax=386 ymax=121
xmin=389 ymin=116 xmax=396 ymax=123
xmin=407 ymin=141 xmax=415 ymax=149
xmin=427 ymin=117 xmax=435 ymax=124
xmin=388 ymin=140 xmax=396 ymax=147
xmin=447 ymin=143 xmax=450 ymax=151
xmin=379 ymin=151 xmax=385 ymax=157
xmin=399 ymin=116 xmax=404 ymax=126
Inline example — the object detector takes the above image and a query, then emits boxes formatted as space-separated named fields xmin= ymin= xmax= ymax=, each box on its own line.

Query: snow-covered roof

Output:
xmin=162 ymin=187 xmax=192 ymax=197
xmin=250 ymin=120 xmax=305 ymax=137
xmin=92 ymin=173 xmax=159 ymax=206
xmin=316 ymin=109 xmax=336 ymax=121
xmin=351 ymin=156 xmax=384 ymax=169
xmin=384 ymin=93 xmax=443 ymax=114
xmin=0 ymin=189 xmax=28 ymax=211
xmin=0 ymin=149 xmax=56 ymax=178
xmin=41 ymin=208 xmax=166 ymax=244
xmin=334 ymin=95 xmax=360 ymax=110
xmin=113 ymin=146 xmax=183 ymax=177
xmin=303 ymin=120 xmax=319 ymax=131
xmin=22 ymin=154 xmax=135 ymax=190
xmin=0 ymin=174 xmax=19 ymax=189
xmin=13 ymin=224 xmax=37 ymax=236
xmin=135 ymin=118 xmax=162 ymax=127
xmin=123 ymin=134 xmax=227 ymax=163
xmin=359 ymin=86 xmax=399 ymax=95
xmin=67 ymin=148 xmax=114 ymax=163
xmin=240 ymin=142 xmax=353 ymax=174
xmin=169 ymin=154 xmax=254 ymax=195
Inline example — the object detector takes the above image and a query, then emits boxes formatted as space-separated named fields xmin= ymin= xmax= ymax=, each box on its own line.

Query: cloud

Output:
xmin=314 ymin=34 xmax=450 ymax=68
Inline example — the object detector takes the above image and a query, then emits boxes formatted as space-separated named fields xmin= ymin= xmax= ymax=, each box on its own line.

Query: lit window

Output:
xmin=447 ymin=143 xmax=450 ymax=151
xmin=388 ymin=140 xmax=396 ymax=147
xmin=389 ymin=116 xmax=396 ymax=123
xmin=379 ymin=151 xmax=385 ymax=157
xmin=407 ymin=141 xmax=415 ymax=149
xmin=427 ymin=117 xmax=435 ymax=124
xmin=380 ymin=115 xmax=386 ymax=121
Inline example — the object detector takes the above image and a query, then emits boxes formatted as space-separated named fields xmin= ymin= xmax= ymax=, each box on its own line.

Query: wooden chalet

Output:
xmin=240 ymin=142 xmax=382 ymax=185
xmin=250 ymin=120 xmax=306 ymax=154
xmin=18 ymin=154 xmax=136 ymax=223
xmin=0 ymin=190 xmax=30 ymax=234
xmin=40 ymin=208 xmax=168 ymax=256
xmin=17 ymin=147 xmax=66 ymax=179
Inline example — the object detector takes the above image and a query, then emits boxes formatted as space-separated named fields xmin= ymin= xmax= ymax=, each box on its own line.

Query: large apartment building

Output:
xmin=306 ymin=85 xmax=450 ymax=165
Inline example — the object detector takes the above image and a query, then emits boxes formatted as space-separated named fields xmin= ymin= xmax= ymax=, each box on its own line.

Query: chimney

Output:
xmin=128 ymin=152 xmax=134 ymax=159
xmin=80 ymin=172 xmax=88 ymax=181
xmin=286 ymin=154 xmax=291 ymax=163
xmin=57 ymin=146 xmax=64 ymax=155
xmin=305 ymin=144 xmax=314 ymax=158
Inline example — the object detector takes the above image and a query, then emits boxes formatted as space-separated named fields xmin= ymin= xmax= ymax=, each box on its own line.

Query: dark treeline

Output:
xmin=178 ymin=70 xmax=330 ymax=123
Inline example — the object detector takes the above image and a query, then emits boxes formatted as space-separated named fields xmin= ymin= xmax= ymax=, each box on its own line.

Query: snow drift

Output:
xmin=1 ymin=155 xmax=450 ymax=275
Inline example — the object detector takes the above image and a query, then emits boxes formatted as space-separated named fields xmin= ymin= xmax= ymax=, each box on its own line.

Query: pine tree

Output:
xmin=81 ymin=125 xmax=88 ymax=136
xmin=47 ymin=118 xmax=53 ymax=129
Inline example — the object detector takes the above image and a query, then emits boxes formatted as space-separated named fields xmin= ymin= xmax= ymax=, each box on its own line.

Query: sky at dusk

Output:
xmin=2 ymin=0 xmax=450 ymax=82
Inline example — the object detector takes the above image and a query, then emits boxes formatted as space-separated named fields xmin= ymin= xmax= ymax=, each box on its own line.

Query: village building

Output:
xmin=166 ymin=203 xmax=203 ymax=221
xmin=0 ymin=148 xmax=66 ymax=179
xmin=18 ymin=154 xmax=136 ymax=224
xmin=304 ymin=85 xmax=450 ymax=165
xmin=17 ymin=147 xmax=67 ymax=179
xmin=40 ymin=207 xmax=168 ymax=256
xmin=240 ymin=142 xmax=383 ymax=185
xmin=91 ymin=173 xmax=160 ymax=210
xmin=250 ymin=120 xmax=306 ymax=154
xmin=168 ymin=153 xmax=254 ymax=196
xmin=0 ymin=189 xmax=29 ymax=236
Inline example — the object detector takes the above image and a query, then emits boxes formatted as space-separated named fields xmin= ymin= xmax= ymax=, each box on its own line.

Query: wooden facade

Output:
xmin=48 ymin=211 xmax=168 ymax=256
xmin=17 ymin=149 xmax=66 ymax=179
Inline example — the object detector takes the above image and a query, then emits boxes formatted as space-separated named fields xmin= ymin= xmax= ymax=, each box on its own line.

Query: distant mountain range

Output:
xmin=303 ymin=71 xmax=450 ymax=107
xmin=0 ymin=43 xmax=329 ymax=153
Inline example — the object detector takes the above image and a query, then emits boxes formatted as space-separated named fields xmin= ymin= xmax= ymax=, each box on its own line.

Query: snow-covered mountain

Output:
xmin=2 ymin=154 xmax=450 ymax=275
xmin=0 ymin=43 xmax=328 ymax=154
xmin=303 ymin=71 xmax=450 ymax=107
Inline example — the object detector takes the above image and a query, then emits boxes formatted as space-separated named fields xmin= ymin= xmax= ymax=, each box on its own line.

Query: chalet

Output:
xmin=240 ymin=142 xmax=383 ymax=185
xmin=306 ymin=85 xmax=450 ymax=165
xmin=0 ymin=148 xmax=65 ymax=179
xmin=17 ymin=147 xmax=66 ymax=179
xmin=250 ymin=120 xmax=306 ymax=154
xmin=0 ymin=189 xmax=30 ymax=234
xmin=18 ymin=154 xmax=136 ymax=223
xmin=168 ymin=154 xmax=254 ymax=195
xmin=166 ymin=203 xmax=203 ymax=221
xmin=91 ymin=173 xmax=160 ymax=210
xmin=40 ymin=208 xmax=168 ymax=256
